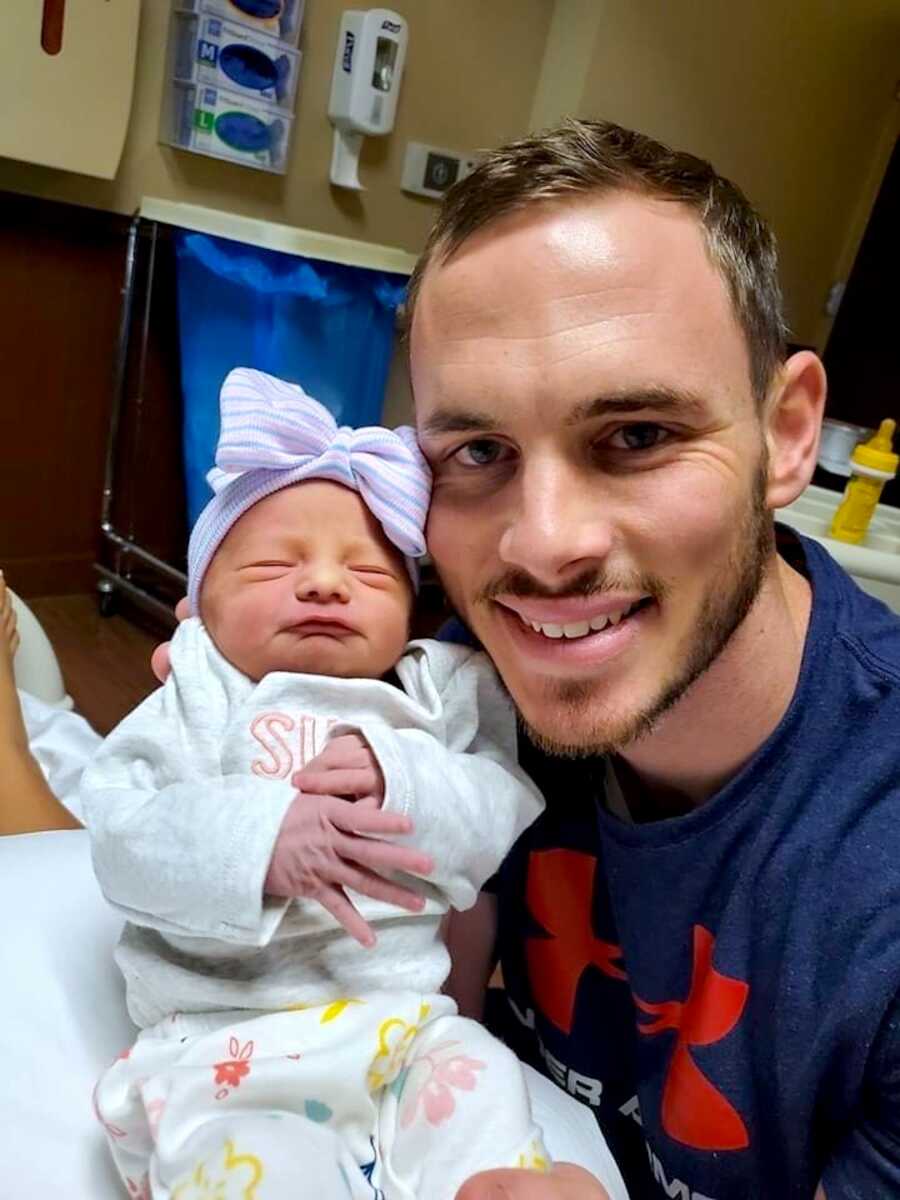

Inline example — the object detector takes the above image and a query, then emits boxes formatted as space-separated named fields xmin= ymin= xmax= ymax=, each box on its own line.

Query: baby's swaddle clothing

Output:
xmin=83 ymin=619 xmax=547 ymax=1198
xmin=95 ymin=992 xmax=548 ymax=1200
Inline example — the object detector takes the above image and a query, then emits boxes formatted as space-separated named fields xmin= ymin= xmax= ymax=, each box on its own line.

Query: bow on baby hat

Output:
xmin=187 ymin=367 xmax=432 ymax=614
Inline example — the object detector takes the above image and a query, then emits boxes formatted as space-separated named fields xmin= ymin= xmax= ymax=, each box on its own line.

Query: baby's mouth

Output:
xmin=287 ymin=618 xmax=358 ymax=636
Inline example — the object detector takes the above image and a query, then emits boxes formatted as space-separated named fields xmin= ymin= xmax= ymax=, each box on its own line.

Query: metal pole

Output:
xmin=125 ymin=219 xmax=159 ymax=546
xmin=100 ymin=528 xmax=187 ymax=586
xmin=101 ymin=212 xmax=141 ymax=531
xmin=94 ymin=565 xmax=179 ymax=627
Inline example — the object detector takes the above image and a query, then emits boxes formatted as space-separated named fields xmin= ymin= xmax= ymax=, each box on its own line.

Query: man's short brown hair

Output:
xmin=402 ymin=119 xmax=788 ymax=404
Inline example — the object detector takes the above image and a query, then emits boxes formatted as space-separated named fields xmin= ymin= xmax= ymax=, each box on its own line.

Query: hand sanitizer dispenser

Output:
xmin=328 ymin=9 xmax=408 ymax=190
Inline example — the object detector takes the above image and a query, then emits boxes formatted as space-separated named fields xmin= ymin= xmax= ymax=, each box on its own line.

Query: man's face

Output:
xmin=412 ymin=191 xmax=775 ymax=755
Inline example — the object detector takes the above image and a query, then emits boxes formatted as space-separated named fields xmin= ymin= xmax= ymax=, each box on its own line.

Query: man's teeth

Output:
xmin=524 ymin=603 xmax=640 ymax=640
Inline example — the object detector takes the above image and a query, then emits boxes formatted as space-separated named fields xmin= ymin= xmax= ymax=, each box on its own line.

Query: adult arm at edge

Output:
xmin=444 ymin=892 xmax=498 ymax=1020
xmin=0 ymin=740 xmax=81 ymax=834
xmin=0 ymin=577 xmax=80 ymax=834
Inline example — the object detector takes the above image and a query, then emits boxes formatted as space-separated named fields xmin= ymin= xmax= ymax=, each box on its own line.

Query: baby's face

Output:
xmin=200 ymin=480 xmax=413 ymax=682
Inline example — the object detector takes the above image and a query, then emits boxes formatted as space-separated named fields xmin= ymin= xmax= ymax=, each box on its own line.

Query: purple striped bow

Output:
xmin=187 ymin=368 xmax=431 ymax=615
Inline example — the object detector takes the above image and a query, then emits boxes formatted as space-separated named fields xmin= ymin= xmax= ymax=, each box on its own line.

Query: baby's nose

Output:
xmin=295 ymin=565 xmax=350 ymax=602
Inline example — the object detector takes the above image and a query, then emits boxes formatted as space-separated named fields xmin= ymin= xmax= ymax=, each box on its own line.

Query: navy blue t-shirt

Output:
xmin=485 ymin=531 xmax=900 ymax=1199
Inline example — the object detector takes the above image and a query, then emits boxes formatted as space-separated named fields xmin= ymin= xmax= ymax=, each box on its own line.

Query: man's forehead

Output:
xmin=413 ymin=191 xmax=726 ymax=338
xmin=408 ymin=189 xmax=753 ymax=423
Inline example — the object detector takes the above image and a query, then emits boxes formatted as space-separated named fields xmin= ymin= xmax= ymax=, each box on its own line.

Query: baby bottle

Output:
xmin=829 ymin=418 xmax=898 ymax=545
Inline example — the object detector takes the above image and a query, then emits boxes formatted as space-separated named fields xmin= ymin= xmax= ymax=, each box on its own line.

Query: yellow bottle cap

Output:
xmin=852 ymin=418 xmax=898 ymax=475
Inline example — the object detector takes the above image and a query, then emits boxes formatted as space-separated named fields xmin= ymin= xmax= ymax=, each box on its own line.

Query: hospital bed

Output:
xmin=1 ymin=593 xmax=630 ymax=1200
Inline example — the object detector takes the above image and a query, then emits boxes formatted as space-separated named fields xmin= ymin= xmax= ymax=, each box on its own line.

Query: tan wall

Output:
xmin=1 ymin=0 xmax=894 ymax=349
xmin=0 ymin=0 xmax=553 ymax=254
xmin=568 ymin=1 xmax=900 ymax=347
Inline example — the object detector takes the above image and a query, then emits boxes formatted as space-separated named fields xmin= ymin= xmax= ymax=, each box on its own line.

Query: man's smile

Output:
xmin=494 ymin=593 xmax=653 ymax=635
xmin=492 ymin=595 xmax=658 ymax=670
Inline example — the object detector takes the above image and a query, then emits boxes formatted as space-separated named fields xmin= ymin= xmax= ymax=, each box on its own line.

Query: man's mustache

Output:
xmin=476 ymin=566 xmax=669 ymax=605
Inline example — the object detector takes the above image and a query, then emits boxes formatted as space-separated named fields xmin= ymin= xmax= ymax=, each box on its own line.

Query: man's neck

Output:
xmin=616 ymin=553 xmax=813 ymax=819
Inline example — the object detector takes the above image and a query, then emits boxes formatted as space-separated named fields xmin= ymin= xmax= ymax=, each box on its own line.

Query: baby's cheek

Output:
xmin=237 ymin=589 xmax=284 ymax=636
xmin=215 ymin=591 xmax=282 ymax=660
xmin=374 ymin=593 xmax=414 ymax=660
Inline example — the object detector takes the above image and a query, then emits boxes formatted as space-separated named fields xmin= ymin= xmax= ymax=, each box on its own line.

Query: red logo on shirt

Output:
xmin=634 ymin=924 xmax=750 ymax=1151
xmin=524 ymin=848 xmax=627 ymax=1034
xmin=524 ymin=850 xmax=750 ymax=1153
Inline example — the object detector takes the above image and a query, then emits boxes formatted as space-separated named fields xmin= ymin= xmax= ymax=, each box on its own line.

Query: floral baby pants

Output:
xmin=94 ymin=991 xmax=549 ymax=1200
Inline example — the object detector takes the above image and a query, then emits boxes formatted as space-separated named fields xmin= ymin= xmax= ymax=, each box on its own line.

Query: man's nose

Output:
xmin=295 ymin=563 xmax=350 ymax=603
xmin=498 ymin=456 xmax=614 ymax=584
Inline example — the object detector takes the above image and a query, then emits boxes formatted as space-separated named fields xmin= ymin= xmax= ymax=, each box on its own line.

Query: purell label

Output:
xmin=342 ymin=30 xmax=355 ymax=72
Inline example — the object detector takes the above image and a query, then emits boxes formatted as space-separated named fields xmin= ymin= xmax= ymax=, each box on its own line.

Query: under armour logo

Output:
xmin=635 ymin=924 xmax=750 ymax=1151
xmin=525 ymin=848 xmax=627 ymax=1035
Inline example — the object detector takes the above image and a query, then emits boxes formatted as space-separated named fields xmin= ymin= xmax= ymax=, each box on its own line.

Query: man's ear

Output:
xmin=764 ymin=351 xmax=827 ymax=511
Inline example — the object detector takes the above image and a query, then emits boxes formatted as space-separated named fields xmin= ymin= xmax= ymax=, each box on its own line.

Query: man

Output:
xmin=154 ymin=121 xmax=900 ymax=1198
xmin=402 ymin=121 xmax=900 ymax=1199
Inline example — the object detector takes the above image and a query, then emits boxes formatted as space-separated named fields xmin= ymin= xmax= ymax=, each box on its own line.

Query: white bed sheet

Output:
xmin=0 ymin=829 xmax=628 ymax=1200
xmin=1 ymin=830 xmax=135 ymax=1199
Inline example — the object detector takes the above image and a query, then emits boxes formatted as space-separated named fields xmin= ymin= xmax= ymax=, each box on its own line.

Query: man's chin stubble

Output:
xmin=517 ymin=677 xmax=660 ymax=760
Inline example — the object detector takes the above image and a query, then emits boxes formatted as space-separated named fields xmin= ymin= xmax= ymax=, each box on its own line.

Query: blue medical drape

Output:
xmin=175 ymin=231 xmax=407 ymax=527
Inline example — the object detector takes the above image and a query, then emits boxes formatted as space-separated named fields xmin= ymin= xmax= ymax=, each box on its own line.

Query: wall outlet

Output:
xmin=401 ymin=141 xmax=477 ymax=199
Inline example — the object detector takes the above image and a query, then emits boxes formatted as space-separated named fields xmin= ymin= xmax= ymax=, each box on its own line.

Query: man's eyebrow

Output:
xmin=419 ymin=389 xmax=710 ymax=438
xmin=567 ymin=389 xmax=710 ymax=425
xmin=418 ymin=409 xmax=498 ymax=437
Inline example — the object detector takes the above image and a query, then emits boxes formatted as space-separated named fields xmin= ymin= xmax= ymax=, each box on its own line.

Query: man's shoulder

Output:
xmin=798 ymin=531 xmax=900 ymax=682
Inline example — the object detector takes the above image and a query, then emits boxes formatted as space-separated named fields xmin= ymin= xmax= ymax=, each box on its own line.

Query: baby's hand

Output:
xmin=265 ymin=790 xmax=433 ymax=947
xmin=291 ymin=733 xmax=385 ymax=808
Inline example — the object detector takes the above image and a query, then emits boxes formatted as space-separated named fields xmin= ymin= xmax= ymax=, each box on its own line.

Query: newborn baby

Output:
xmin=83 ymin=368 xmax=548 ymax=1200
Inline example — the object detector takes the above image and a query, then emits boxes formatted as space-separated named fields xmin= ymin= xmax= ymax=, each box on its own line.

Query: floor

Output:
xmin=28 ymin=594 xmax=164 ymax=734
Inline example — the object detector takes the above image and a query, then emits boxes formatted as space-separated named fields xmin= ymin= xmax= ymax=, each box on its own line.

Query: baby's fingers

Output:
xmin=330 ymin=799 xmax=412 ymax=838
xmin=338 ymin=833 xmax=433 ymax=879
xmin=338 ymin=863 xmax=425 ymax=913
xmin=315 ymin=884 xmax=376 ymax=947
xmin=295 ymin=767 xmax=375 ymax=798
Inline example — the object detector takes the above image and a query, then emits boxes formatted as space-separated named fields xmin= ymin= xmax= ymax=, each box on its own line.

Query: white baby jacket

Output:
xmin=82 ymin=620 xmax=543 ymax=1028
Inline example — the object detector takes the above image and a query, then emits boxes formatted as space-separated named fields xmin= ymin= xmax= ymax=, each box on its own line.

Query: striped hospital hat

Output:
xmin=187 ymin=368 xmax=431 ymax=615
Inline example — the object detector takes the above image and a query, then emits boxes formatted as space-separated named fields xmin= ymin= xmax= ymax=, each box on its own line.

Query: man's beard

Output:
xmin=440 ymin=461 xmax=774 ymax=759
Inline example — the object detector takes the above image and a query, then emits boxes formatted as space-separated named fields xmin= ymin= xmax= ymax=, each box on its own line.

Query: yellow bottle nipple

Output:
xmin=871 ymin=418 xmax=896 ymax=452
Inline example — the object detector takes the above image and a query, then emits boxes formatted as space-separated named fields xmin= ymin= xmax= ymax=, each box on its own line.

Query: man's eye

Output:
xmin=453 ymin=439 xmax=510 ymax=467
xmin=608 ymin=423 xmax=670 ymax=451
